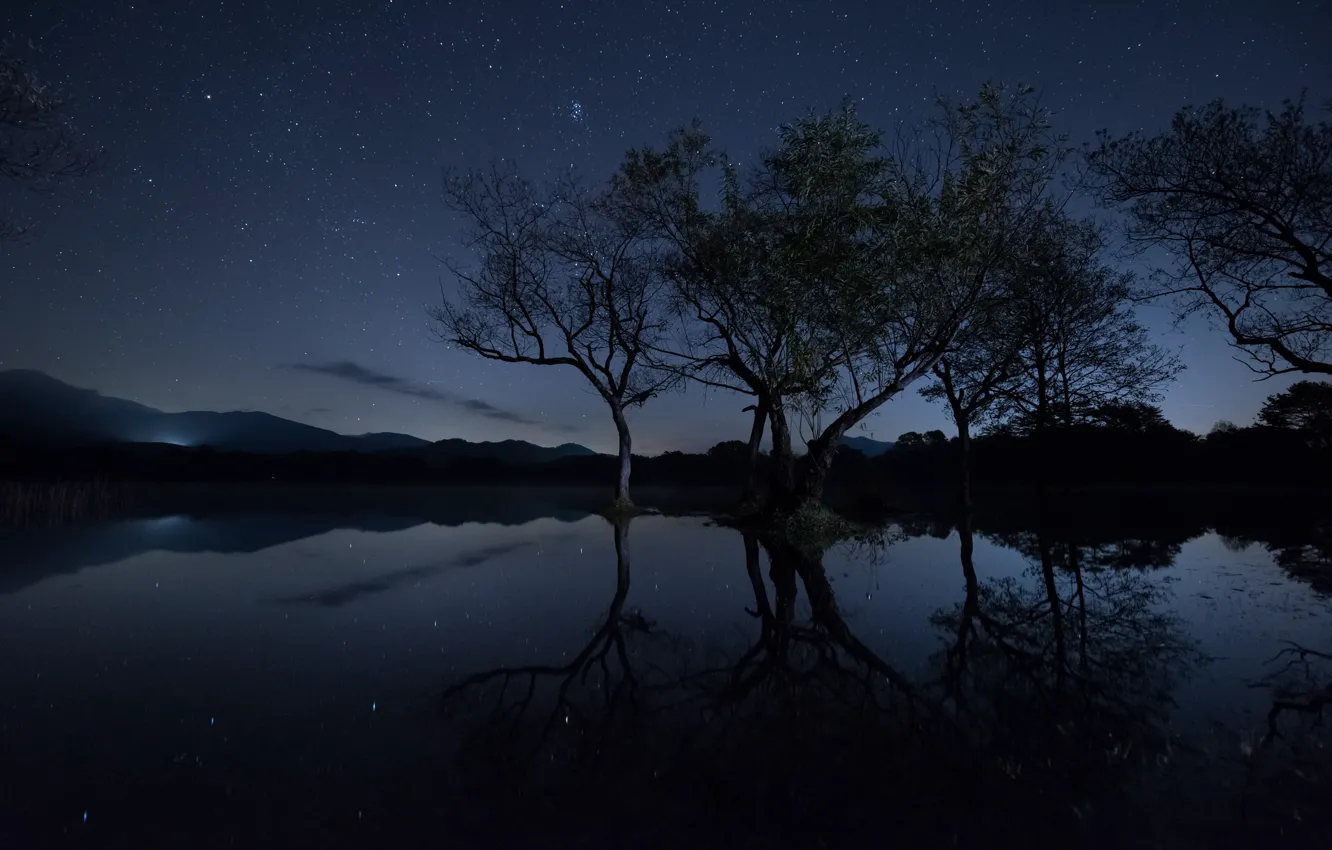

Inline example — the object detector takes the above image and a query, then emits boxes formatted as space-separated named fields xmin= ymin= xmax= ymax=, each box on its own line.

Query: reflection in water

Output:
xmin=276 ymin=540 xmax=536 ymax=607
xmin=931 ymin=513 xmax=1203 ymax=827
xmin=3 ymin=496 xmax=1332 ymax=847
xmin=439 ymin=515 xmax=1227 ymax=846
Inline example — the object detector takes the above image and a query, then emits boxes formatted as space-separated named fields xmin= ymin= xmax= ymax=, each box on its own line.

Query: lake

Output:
xmin=1 ymin=486 xmax=1329 ymax=848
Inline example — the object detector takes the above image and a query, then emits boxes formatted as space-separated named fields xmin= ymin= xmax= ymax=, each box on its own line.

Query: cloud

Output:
xmin=286 ymin=360 xmax=545 ymax=427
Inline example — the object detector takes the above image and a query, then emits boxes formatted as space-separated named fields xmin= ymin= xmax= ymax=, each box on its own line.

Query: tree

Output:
xmin=896 ymin=431 xmax=925 ymax=449
xmin=1257 ymin=380 xmax=1332 ymax=447
xmin=615 ymin=85 xmax=1066 ymax=510
xmin=1084 ymin=97 xmax=1332 ymax=376
xmin=430 ymin=165 xmax=676 ymax=507
xmin=921 ymin=258 xmax=1033 ymax=509
xmin=1 ymin=45 xmax=98 ymax=242
xmin=1087 ymin=401 xmax=1174 ymax=432
xmin=990 ymin=211 xmax=1183 ymax=436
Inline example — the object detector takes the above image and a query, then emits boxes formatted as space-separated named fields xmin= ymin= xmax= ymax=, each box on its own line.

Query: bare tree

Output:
xmin=989 ymin=211 xmax=1183 ymax=436
xmin=1084 ymin=96 xmax=1332 ymax=376
xmin=0 ymin=45 xmax=98 ymax=242
xmin=430 ymin=165 xmax=676 ymax=507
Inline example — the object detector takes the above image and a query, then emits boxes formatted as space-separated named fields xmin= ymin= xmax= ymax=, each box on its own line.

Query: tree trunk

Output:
xmin=767 ymin=397 xmax=796 ymax=507
xmin=937 ymin=360 xmax=974 ymax=516
xmin=741 ymin=396 xmax=770 ymax=508
xmin=956 ymin=418 xmax=973 ymax=514
xmin=612 ymin=406 xmax=632 ymax=507
xmin=792 ymin=418 xmax=855 ymax=508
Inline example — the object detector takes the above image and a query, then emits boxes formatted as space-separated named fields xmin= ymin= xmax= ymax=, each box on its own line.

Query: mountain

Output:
xmin=842 ymin=435 xmax=895 ymax=456
xmin=0 ymin=370 xmax=590 ymax=460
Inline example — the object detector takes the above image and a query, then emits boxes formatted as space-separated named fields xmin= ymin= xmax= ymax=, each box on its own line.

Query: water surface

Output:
xmin=2 ymin=488 xmax=1329 ymax=848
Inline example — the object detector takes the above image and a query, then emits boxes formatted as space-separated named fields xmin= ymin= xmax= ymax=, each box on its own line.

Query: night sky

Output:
xmin=1 ymin=0 xmax=1328 ymax=454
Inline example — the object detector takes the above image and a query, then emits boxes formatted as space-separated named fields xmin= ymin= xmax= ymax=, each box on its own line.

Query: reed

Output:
xmin=0 ymin=479 xmax=125 ymax=528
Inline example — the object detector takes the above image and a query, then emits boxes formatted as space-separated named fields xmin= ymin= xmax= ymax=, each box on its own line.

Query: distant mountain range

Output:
xmin=0 ymin=369 xmax=597 ymax=463
xmin=842 ymin=435 xmax=895 ymax=456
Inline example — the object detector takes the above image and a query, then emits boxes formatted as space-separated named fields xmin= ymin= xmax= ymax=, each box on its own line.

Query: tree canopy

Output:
xmin=1084 ymin=97 xmax=1332 ymax=377
xmin=0 ymin=45 xmax=98 ymax=242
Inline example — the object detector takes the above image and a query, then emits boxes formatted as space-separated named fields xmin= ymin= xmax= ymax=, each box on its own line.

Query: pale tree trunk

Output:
xmin=939 ymin=362 xmax=974 ymax=515
xmin=611 ymin=406 xmax=632 ymax=507
xmin=767 ymin=397 xmax=796 ymax=507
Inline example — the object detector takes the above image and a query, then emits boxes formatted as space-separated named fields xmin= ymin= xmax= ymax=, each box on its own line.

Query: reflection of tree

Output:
xmin=1219 ymin=521 xmax=1332 ymax=595
xmin=1240 ymin=641 xmax=1332 ymax=837
xmin=981 ymin=527 xmax=1184 ymax=571
xmin=439 ymin=515 xmax=663 ymax=779
xmin=440 ymin=518 xmax=1209 ymax=845
xmin=439 ymin=526 xmax=928 ymax=844
xmin=931 ymin=513 xmax=1202 ymax=810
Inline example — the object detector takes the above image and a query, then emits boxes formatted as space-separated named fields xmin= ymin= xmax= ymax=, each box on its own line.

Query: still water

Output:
xmin=1 ymin=488 xmax=1329 ymax=848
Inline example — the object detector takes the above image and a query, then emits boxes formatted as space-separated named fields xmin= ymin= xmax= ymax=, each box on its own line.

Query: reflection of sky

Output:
xmin=4 ymin=515 xmax=1326 ymax=721
xmin=3 ymin=511 xmax=1330 ymax=837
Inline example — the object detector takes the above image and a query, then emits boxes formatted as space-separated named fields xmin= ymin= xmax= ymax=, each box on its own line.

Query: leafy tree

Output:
xmin=921 ymin=235 xmax=1039 ymax=508
xmin=990 ymin=211 xmax=1183 ymax=436
xmin=615 ymin=85 xmax=1066 ymax=510
xmin=0 ymin=45 xmax=98 ymax=242
xmin=1087 ymin=401 xmax=1174 ymax=432
xmin=1084 ymin=97 xmax=1332 ymax=376
xmin=896 ymin=431 xmax=924 ymax=449
xmin=430 ymin=165 xmax=676 ymax=507
xmin=1257 ymin=380 xmax=1332 ymax=447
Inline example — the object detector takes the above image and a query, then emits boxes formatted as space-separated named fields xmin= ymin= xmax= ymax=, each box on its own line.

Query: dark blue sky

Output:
xmin=1 ymin=0 xmax=1328 ymax=453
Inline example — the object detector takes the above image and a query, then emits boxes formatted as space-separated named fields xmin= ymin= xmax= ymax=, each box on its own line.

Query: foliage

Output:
xmin=0 ymin=44 xmax=98 ymax=242
xmin=1257 ymin=380 xmax=1332 ymax=446
xmin=1084 ymin=96 xmax=1332 ymax=376
xmin=1086 ymin=401 xmax=1173 ymax=432
xmin=987 ymin=210 xmax=1182 ymax=434
xmin=612 ymin=84 xmax=1069 ymax=506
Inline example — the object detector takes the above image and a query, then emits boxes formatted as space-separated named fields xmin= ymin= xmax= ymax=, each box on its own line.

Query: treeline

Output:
xmin=3 ymin=404 xmax=1326 ymax=495
xmin=873 ymin=419 xmax=1332 ymax=492
xmin=426 ymin=83 xmax=1330 ymax=512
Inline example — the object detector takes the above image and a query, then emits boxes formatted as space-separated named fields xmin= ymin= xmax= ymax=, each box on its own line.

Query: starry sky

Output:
xmin=1 ymin=0 xmax=1328 ymax=454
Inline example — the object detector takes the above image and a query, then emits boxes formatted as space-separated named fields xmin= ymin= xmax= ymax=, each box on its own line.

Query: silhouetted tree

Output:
xmin=1257 ymin=380 xmax=1332 ymax=447
xmin=431 ymin=165 xmax=676 ymax=507
xmin=0 ymin=45 xmax=98 ymax=242
xmin=614 ymin=85 xmax=1065 ymax=511
xmin=1085 ymin=97 xmax=1332 ymax=376
xmin=990 ymin=211 xmax=1182 ymax=437
xmin=922 ymin=284 xmax=1027 ymax=509
xmin=896 ymin=431 xmax=925 ymax=449
xmin=1087 ymin=401 xmax=1173 ymax=432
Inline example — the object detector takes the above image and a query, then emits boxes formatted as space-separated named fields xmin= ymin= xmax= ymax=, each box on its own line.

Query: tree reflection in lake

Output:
xmin=438 ymin=511 xmax=1245 ymax=847
xmin=929 ymin=510 xmax=1204 ymax=836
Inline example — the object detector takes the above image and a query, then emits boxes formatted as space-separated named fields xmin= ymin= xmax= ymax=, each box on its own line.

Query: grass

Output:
xmin=719 ymin=498 xmax=885 ymax=556
xmin=0 ymin=480 xmax=126 ymax=529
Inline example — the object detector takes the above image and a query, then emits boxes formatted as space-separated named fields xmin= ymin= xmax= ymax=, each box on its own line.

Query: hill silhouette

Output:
xmin=0 ymin=370 xmax=595 ymax=462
